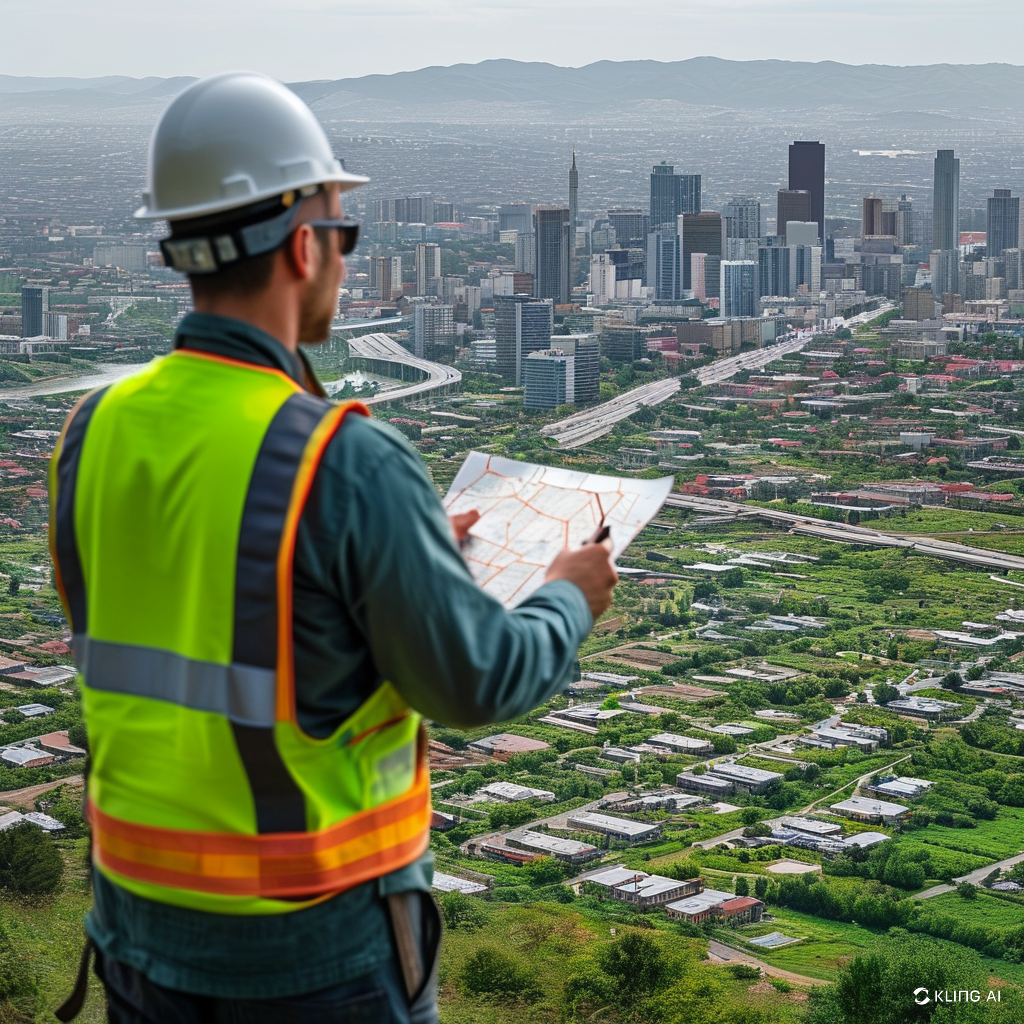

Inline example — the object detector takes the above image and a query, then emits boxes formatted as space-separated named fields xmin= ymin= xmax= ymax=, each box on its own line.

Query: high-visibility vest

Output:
xmin=49 ymin=349 xmax=432 ymax=915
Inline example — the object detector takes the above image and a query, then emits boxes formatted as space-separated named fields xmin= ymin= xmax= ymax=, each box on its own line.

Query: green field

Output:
xmin=911 ymin=805 xmax=1024 ymax=862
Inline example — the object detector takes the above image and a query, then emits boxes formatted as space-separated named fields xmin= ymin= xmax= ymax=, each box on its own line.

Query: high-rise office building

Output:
xmin=930 ymin=249 xmax=960 ymax=299
xmin=680 ymin=174 xmax=702 ymax=215
xmin=690 ymin=253 xmax=708 ymax=302
xmin=498 ymin=204 xmax=533 ymax=234
xmin=777 ymin=191 xmax=812 ymax=242
xmin=568 ymin=152 xmax=579 ymax=230
xmin=415 ymin=242 xmax=441 ymax=296
xmin=43 ymin=312 xmax=68 ymax=340
xmin=533 ymin=206 xmax=571 ymax=305
xmin=723 ymin=197 xmax=761 ymax=241
xmin=646 ymin=216 xmax=683 ymax=301
xmin=369 ymin=256 xmax=402 ymax=301
xmin=550 ymin=334 xmax=600 ymax=404
xmin=681 ymin=212 xmax=723 ymax=297
xmin=20 ymin=286 xmax=46 ymax=337
xmin=720 ymin=261 xmax=757 ymax=318
xmin=650 ymin=162 xmax=680 ymax=229
xmin=903 ymin=286 xmax=936 ymax=321
xmin=515 ymin=232 xmax=536 ymax=275
xmin=987 ymin=189 xmax=1019 ymax=259
xmin=412 ymin=303 xmax=455 ymax=358
xmin=589 ymin=253 xmax=617 ymax=306
xmin=862 ymin=197 xmax=883 ymax=238
xmin=524 ymin=349 xmax=574 ymax=410
xmin=789 ymin=141 xmax=825 ymax=242
xmin=607 ymin=209 xmax=648 ymax=249
xmin=786 ymin=222 xmax=819 ymax=248
xmin=1004 ymin=249 xmax=1023 ymax=291
xmin=650 ymin=164 xmax=701 ymax=229
xmin=494 ymin=294 xmax=554 ymax=384
xmin=933 ymin=150 xmax=960 ymax=252
xmin=758 ymin=245 xmax=790 ymax=298
xmin=790 ymin=245 xmax=822 ymax=296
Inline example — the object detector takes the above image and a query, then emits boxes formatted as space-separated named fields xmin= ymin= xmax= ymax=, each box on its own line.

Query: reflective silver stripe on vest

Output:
xmin=74 ymin=635 xmax=276 ymax=727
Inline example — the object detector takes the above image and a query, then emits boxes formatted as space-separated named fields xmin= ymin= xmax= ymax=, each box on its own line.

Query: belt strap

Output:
xmin=386 ymin=892 xmax=424 ymax=999
xmin=54 ymin=935 xmax=95 ymax=1022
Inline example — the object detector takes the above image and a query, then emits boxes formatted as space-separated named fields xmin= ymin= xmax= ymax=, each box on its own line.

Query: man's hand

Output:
xmin=545 ymin=539 xmax=619 ymax=621
xmin=449 ymin=509 xmax=480 ymax=544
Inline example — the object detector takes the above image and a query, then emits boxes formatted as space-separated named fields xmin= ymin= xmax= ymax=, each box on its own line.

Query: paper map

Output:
xmin=444 ymin=451 xmax=673 ymax=607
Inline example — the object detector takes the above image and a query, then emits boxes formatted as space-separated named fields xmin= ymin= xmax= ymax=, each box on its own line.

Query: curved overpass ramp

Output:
xmin=344 ymin=333 xmax=461 ymax=406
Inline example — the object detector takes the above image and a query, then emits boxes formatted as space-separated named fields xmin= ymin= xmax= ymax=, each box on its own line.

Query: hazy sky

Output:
xmin=3 ymin=0 xmax=1022 ymax=80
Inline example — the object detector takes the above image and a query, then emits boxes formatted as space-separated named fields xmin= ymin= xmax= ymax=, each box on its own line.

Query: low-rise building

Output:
xmin=613 ymin=874 xmax=703 ymax=909
xmin=718 ymin=896 xmax=765 ymax=925
xmin=37 ymin=731 xmax=87 ymax=758
xmin=830 ymin=797 xmax=909 ymax=823
xmin=866 ymin=776 xmax=933 ymax=800
xmin=467 ymin=734 xmax=551 ymax=760
xmin=774 ymin=816 xmax=843 ymax=837
xmin=0 ymin=747 xmax=53 ymax=768
xmin=676 ymin=771 xmax=736 ymax=797
xmin=885 ymin=696 xmax=959 ymax=721
xmin=645 ymin=733 xmax=715 ymax=755
xmin=566 ymin=811 xmax=661 ymax=843
xmin=664 ymin=889 xmax=764 ymax=924
xmin=431 ymin=871 xmax=490 ymax=896
xmin=476 ymin=781 xmax=556 ymax=803
xmin=505 ymin=830 xmax=602 ymax=864
xmin=706 ymin=764 xmax=783 ymax=795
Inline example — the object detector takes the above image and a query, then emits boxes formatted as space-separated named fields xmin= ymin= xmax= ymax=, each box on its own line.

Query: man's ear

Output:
xmin=285 ymin=223 xmax=317 ymax=281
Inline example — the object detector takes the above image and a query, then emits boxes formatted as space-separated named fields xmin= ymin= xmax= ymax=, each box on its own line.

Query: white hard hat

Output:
xmin=135 ymin=71 xmax=368 ymax=222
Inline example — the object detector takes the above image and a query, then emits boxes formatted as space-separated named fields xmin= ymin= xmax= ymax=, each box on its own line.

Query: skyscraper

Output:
xmin=788 ymin=141 xmax=825 ymax=242
xmin=515 ymin=232 xmax=536 ymax=275
xmin=20 ymin=287 xmax=45 ymax=338
xmin=690 ymin=253 xmax=708 ymax=302
xmin=414 ymin=242 xmax=441 ymax=296
xmin=681 ymin=212 xmax=724 ymax=297
xmin=930 ymin=248 xmax=960 ymax=299
xmin=777 ymin=191 xmax=812 ymax=243
xmin=723 ymin=197 xmax=761 ymax=241
xmin=933 ymin=150 xmax=960 ymax=252
xmin=550 ymin=334 xmax=600 ymax=404
xmin=495 ymin=294 xmax=554 ymax=384
xmin=607 ymin=209 xmax=648 ymax=249
xmin=646 ymin=216 xmax=683 ymax=301
xmin=568 ymin=152 xmax=579 ymax=230
xmin=720 ymin=261 xmax=757 ymax=318
xmin=524 ymin=349 xmax=574 ymax=410
xmin=862 ymin=197 xmax=883 ymax=238
xmin=650 ymin=162 xmax=680 ymax=229
xmin=499 ymin=204 xmax=533 ymax=235
xmin=412 ymin=303 xmax=455 ymax=358
xmin=369 ymin=256 xmax=402 ymax=301
xmin=986 ymin=189 xmax=1019 ymax=259
xmin=680 ymin=174 xmax=702 ymax=216
xmin=533 ymin=206 xmax=571 ymax=305
xmin=758 ymin=245 xmax=790 ymax=298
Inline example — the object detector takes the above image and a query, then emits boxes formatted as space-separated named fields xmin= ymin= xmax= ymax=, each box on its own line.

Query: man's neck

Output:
xmin=191 ymin=293 xmax=300 ymax=353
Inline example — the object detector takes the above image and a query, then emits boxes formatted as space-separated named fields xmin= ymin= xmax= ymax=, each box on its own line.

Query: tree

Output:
xmin=596 ymin=930 xmax=666 ymax=1007
xmin=734 ymin=876 xmax=750 ymax=897
xmin=941 ymin=671 xmax=964 ymax=692
xmin=461 ymin=946 xmax=540 ymax=1002
xmin=0 ymin=823 xmax=63 ymax=896
xmin=873 ymin=683 xmax=901 ymax=706
xmin=956 ymin=881 xmax=978 ymax=900
xmin=66 ymin=721 xmax=88 ymax=751
xmin=438 ymin=891 xmax=487 ymax=932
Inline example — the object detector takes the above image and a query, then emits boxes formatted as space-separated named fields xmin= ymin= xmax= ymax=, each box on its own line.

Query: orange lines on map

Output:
xmin=444 ymin=452 xmax=673 ymax=608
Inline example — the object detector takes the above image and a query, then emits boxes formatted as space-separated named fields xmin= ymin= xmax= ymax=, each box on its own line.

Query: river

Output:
xmin=0 ymin=362 xmax=152 ymax=400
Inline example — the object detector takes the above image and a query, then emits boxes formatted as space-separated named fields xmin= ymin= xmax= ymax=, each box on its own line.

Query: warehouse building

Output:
xmin=566 ymin=811 xmax=661 ymax=843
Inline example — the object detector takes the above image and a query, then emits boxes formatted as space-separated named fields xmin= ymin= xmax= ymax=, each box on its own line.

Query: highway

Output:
xmin=540 ymin=303 xmax=896 ymax=450
xmin=343 ymin=333 xmax=461 ymax=406
xmin=665 ymin=492 xmax=1024 ymax=573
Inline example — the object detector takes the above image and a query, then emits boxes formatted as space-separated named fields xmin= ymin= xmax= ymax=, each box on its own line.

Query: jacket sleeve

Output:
xmin=324 ymin=417 xmax=593 ymax=727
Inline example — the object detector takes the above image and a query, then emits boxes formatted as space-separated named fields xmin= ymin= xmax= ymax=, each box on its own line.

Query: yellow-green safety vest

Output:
xmin=49 ymin=348 xmax=431 ymax=915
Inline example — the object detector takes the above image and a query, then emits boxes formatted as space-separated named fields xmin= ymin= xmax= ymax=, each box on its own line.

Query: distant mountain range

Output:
xmin=2 ymin=58 xmax=1024 ymax=113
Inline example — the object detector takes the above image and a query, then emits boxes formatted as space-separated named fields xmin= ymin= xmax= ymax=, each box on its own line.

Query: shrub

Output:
xmin=0 ymin=823 xmax=63 ymax=896
xmin=461 ymin=945 xmax=541 ymax=1002
xmin=728 ymin=963 xmax=761 ymax=980
xmin=437 ymin=890 xmax=488 ymax=932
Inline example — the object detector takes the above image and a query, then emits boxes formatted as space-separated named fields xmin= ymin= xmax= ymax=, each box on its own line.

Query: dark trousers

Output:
xmin=93 ymin=894 xmax=441 ymax=1024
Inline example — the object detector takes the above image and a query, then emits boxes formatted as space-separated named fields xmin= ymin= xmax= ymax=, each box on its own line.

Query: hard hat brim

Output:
xmin=134 ymin=168 xmax=370 ymax=221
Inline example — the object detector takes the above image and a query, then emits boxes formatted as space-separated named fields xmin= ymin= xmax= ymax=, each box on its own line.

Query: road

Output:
xmin=800 ymin=754 xmax=912 ymax=814
xmin=914 ymin=851 xmax=1024 ymax=901
xmin=0 ymin=774 xmax=83 ymax=809
xmin=541 ymin=330 xmax=822 ymax=449
xmin=343 ymin=333 xmax=461 ymax=406
xmin=706 ymin=939 xmax=828 ymax=986
xmin=665 ymin=493 xmax=1024 ymax=574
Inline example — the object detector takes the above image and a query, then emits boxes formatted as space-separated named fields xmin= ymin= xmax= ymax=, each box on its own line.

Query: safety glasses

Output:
xmin=305 ymin=219 xmax=360 ymax=256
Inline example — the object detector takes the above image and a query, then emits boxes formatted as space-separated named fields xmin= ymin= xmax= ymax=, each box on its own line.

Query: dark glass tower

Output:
xmin=986 ymin=188 xmax=1018 ymax=259
xmin=532 ymin=206 xmax=571 ymax=306
xmin=788 ymin=141 xmax=825 ymax=242
xmin=933 ymin=150 xmax=960 ymax=252
xmin=568 ymin=151 xmax=579 ymax=229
